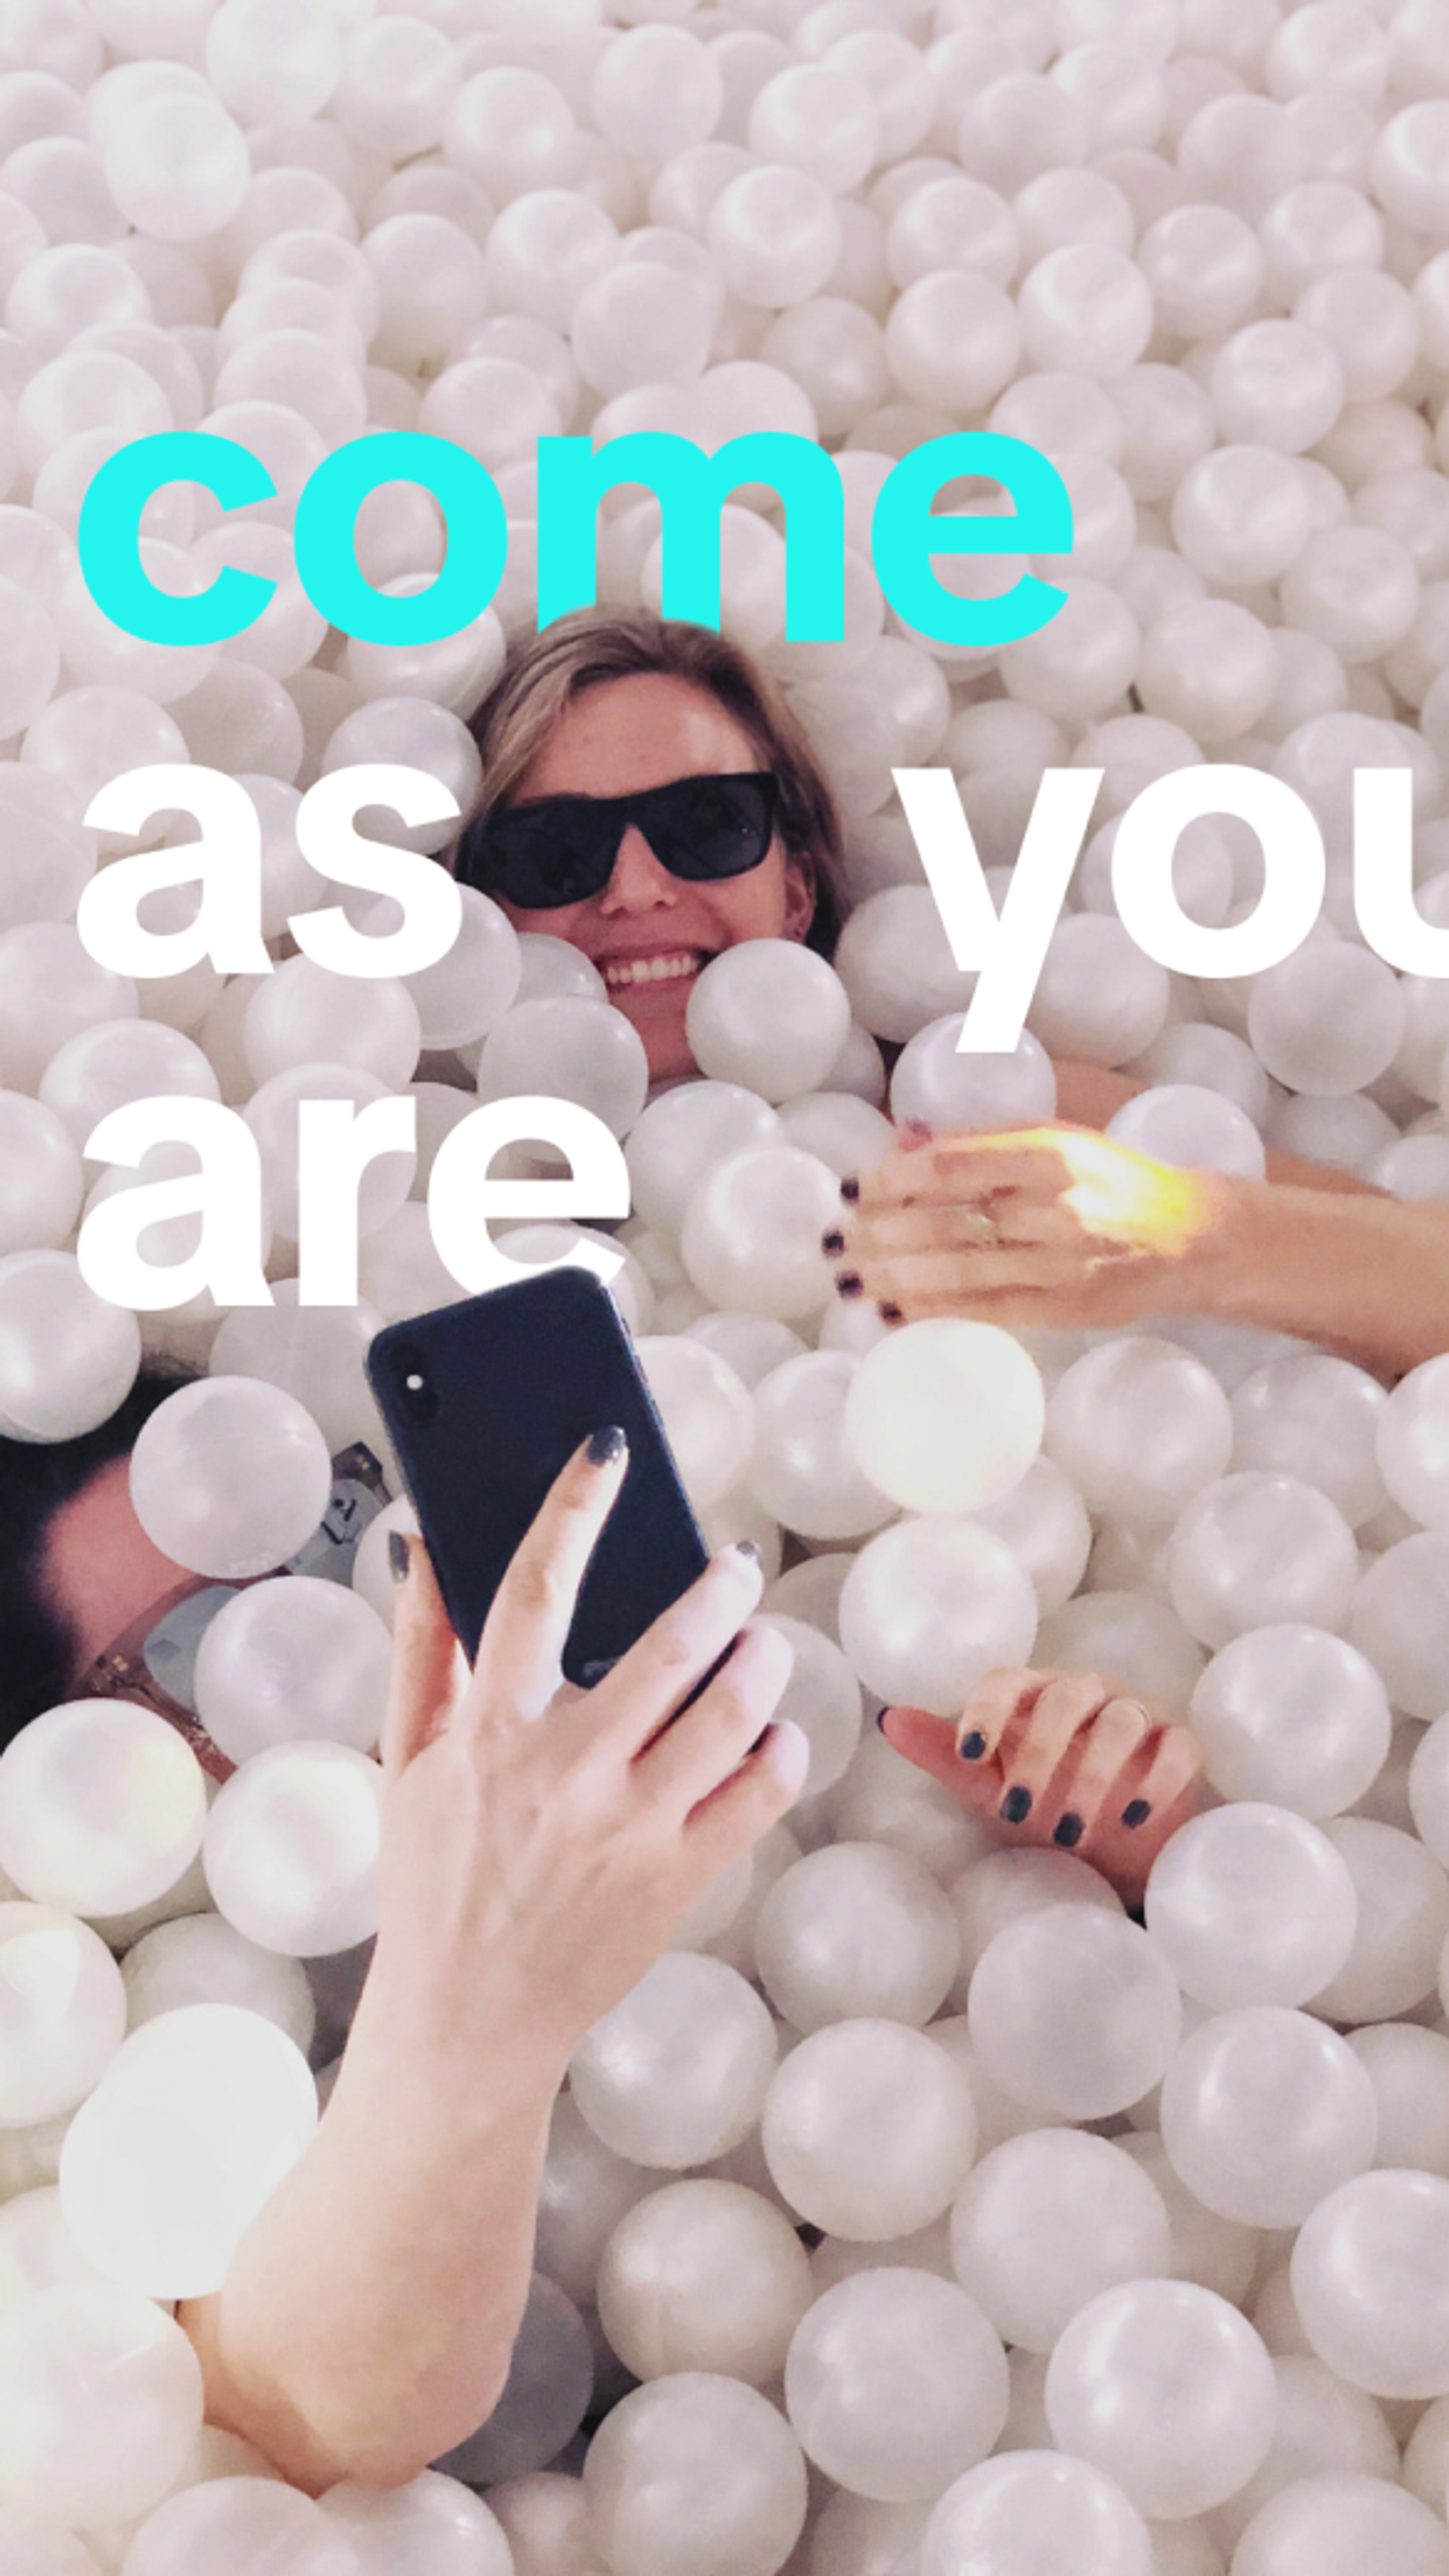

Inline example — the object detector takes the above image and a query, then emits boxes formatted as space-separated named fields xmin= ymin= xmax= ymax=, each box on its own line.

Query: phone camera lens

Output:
xmin=392 ymin=1345 xmax=438 ymax=1424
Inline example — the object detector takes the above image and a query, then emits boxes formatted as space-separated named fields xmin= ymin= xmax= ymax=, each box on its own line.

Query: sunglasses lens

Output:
xmin=472 ymin=803 xmax=621 ymax=910
xmin=643 ymin=774 xmax=777 ymax=881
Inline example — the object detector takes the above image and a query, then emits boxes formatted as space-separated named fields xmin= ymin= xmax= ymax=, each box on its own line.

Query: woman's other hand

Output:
xmin=881 ymin=1667 xmax=1203 ymax=1906
xmin=829 ymin=1124 xmax=1237 ymax=1334
xmin=358 ymin=1432 xmax=808 ymax=2083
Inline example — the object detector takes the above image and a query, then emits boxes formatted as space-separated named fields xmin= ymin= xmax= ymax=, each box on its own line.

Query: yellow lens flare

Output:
xmin=978 ymin=1126 xmax=1217 ymax=1260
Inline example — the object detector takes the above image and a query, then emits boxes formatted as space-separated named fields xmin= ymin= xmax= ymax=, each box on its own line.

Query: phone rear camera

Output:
xmin=392 ymin=1344 xmax=439 ymax=1423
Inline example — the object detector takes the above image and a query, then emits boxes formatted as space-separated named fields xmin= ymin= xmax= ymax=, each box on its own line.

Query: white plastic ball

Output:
xmin=1167 ymin=1473 xmax=1360 ymax=1649
xmin=681 ymin=1146 xmax=839 ymax=1321
xmin=57 ymin=2002 xmax=317 ymax=2300
xmin=1161 ymin=2006 xmax=1379 ymax=2229
xmin=0 ymin=1901 xmax=125 ymax=2126
xmin=583 ymin=2374 xmax=806 ymax=2576
xmin=1144 ymin=1805 xmax=1358 ymax=2011
xmin=1232 ymin=2474 xmax=1449 ymax=2576
xmin=838 ymin=1514 xmax=1038 ymax=1716
xmin=0 ymin=2282 xmax=202 ymax=2529
xmin=785 ymin=2268 xmax=1008 ymax=2505
xmin=971 ymin=1900 xmax=1184 ymax=2124
xmin=633 ymin=1334 xmax=755 ymax=1513
xmin=749 ymin=1352 xmax=897 ymax=1544
xmin=0 ymin=1249 xmax=138 ymax=1440
xmin=121 ymin=1914 xmax=314 ymax=2058
xmin=1292 ymin=2169 xmax=1449 ymax=2398
xmin=0 ymin=1701 xmax=205 ymax=1918
xmin=949 ymin=2129 xmax=1172 ymax=2356
xmin=1044 ymin=2278 xmax=1277 ymax=2521
xmin=192 ymin=1577 xmax=391 ymax=1765
xmin=130 ymin=1377 xmax=331 ymax=1581
xmin=317 ymin=2473 xmax=514 ymax=2576
xmin=921 ymin=2453 xmax=1154 ymax=2576
xmin=570 ymin=1954 xmax=778 ymax=2171
xmin=118 ymin=2478 xmax=356 ymax=2576
xmin=754 ymin=1842 xmax=958 ymax=2034
xmin=843 ymin=1323 xmax=1044 ymax=1518
xmin=761 ymin=2017 xmax=975 ymax=2243
xmin=1046 ymin=1338 xmax=1234 ymax=1527
xmin=597 ymin=2180 xmax=811 ymax=2388
xmin=686 ymin=942 xmax=851 ymax=1106
xmin=1189 ymin=1627 xmax=1391 ymax=1819
xmin=202 ymin=1740 xmax=383 ymax=1957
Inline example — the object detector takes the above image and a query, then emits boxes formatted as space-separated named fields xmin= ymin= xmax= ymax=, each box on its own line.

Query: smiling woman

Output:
xmin=454 ymin=611 xmax=849 ymax=1086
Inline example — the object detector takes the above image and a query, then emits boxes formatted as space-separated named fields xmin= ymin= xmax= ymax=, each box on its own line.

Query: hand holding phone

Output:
xmin=355 ymin=1434 xmax=807 ymax=2078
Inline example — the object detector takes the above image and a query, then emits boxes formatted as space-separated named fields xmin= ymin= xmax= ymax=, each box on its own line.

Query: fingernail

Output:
xmin=1054 ymin=1812 xmax=1084 ymax=1848
xmin=840 ymin=1175 xmax=860 ymax=1203
xmin=1122 ymin=1798 xmax=1152 ymax=1829
xmin=388 ymin=1531 xmax=411 ymax=1585
xmin=1000 ymin=1785 xmax=1032 ymax=1825
xmin=821 ymin=1229 xmax=845 ymax=1255
xmin=587 ymin=1424 xmax=627 ymax=1465
xmin=958 ymin=1730 xmax=987 ymax=1761
xmin=836 ymin=1272 xmax=863 ymax=1298
xmin=879 ymin=1301 xmax=903 ymax=1324
xmin=732 ymin=1539 xmax=762 ymax=1566
xmin=875 ymin=1705 xmax=890 ymax=1732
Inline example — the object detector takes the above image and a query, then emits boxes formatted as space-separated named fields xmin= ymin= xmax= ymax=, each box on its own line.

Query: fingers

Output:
xmin=842 ymin=1132 xmax=1072 ymax=1219
xmin=993 ymin=1672 xmax=1121 ymax=1830
xmin=380 ymin=1537 xmax=466 ymax=1784
xmin=1117 ymin=1723 xmax=1206 ymax=1838
xmin=466 ymin=1428 xmax=629 ymax=1732
xmin=638 ymin=1621 xmax=796 ymax=1814
xmin=879 ymin=1704 xmax=968 ymax=1793
xmin=840 ymin=1199 xmax=1094 ymax=1258
xmin=684 ymin=1719 xmax=812 ymax=1877
xmin=834 ymin=1242 xmax=1101 ymax=1311
xmin=589 ymin=1541 xmax=766 ymax=1760
xmin=1035 ymin=1693 xmax=1155 ymax=1846
xmin=952 ymin=1669 xmax=1050 ymax=1769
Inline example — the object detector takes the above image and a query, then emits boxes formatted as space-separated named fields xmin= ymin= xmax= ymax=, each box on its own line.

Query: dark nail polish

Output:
xmin=732 ymin=1538 xmax=762 ymax=1564
xmin=587 ymin=1424 xmax=627 ymax=1465
xmin=875 ymin=1705 xmax=890 ymax=1732
xmin=1000 ymin=1785 xmax=1032 ymax=1825
xmin=836 ymin=1272 xmax=863 ymax=1298
xmin=840 ymin=1175 xmax=860 ymax=1203
xmin=879 ymin=1301 xmax=903 ymax=1324
xmin=1122 ymin=1798 xmax=1152 ymax=1829
xmin=958 ymin=1730 xmax=987 ymax=1761
xmin=1054 ymin=1812 xmax=1084 ymax=1849
xmin=388 ymin=1530 xmax=411 ymax=1585
xmin=821 ymin=1229 xmax=845 ymax=1256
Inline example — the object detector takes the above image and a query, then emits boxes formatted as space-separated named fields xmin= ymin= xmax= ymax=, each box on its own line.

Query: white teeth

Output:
xmin=602 ymin=953 xmax=701 ymax=988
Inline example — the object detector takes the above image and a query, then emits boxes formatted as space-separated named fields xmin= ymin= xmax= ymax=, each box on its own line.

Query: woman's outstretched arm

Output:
xmin=177 ymin=1444 xmax=805 ymax=2494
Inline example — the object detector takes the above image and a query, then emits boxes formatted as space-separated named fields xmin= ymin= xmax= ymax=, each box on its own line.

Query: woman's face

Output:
xmin=494 ymin=672 xmax=816 ymax=1084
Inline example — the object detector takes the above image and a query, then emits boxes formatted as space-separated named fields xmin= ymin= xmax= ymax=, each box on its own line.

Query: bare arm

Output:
xmin=177 ymin=1447 xmax=804 ymax=2493
xmin=1051 ymin=1058 xmax=1387 ymax=1198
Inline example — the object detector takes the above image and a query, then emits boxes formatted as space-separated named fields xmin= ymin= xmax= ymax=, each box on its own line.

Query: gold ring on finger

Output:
xmin=960 ymin=1209 xmax=998 ymax=1244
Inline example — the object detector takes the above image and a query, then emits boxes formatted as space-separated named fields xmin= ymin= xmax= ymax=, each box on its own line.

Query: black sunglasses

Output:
xmin=459 ymin=770 xmax=781 ymax=912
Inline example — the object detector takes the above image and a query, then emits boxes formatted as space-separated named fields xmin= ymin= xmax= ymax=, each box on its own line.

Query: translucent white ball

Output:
xmin=1045 ymin=1338 xmax=1233 ymax=1527
xmin=1105 ymin=1082 xmax=1266 ymax=1181
xmin=317 ymin=2471 xmax=514 ymax=2576
xmin=706 ymin=162 xmax=842 ymax=309
xmin=584 ymin=2373 xmax=807 ymax=2576
xmin=889 ymin=1019 xmax=1057 ymax=1133
xmin=838 ymin=1514 xmax=1038 ymax=1714
xmin=129 ymin=1377 xmax=332 ymax=1580
xmin=1026 ymin=912 xmax=1169 ymax=1064
xmin=0 ymin=1701 xmax=206 ymax=1918
xmin=57 ymin=2002 xmax=317 ymax=2300
xmin=0 ymin=1248 xmax=139 ymax=1440
xmin=843 ymin=1322 xmax=1044 ymax=1517
xmin=1189 ymin=1628 xmax=1391 ymax=1819
xmin=243 ymin=958 xmax=421 ymax=1094
xmin=761 ymin=2019 xmax=976 ymax=2241
xmin=202 ymin=1741 xmax=384 ymax=1957
xmin=1161 ymin=2005 xmax=1378 ymax=2231
xmin=1144 ymin=1805 xmax=1359 ymax=2011
xmin=207 ymin=1285 xmax=389 ymax=1461
xmin=967 ymin=1907 xmax=1182 ymax=2120
xmin=921 ymin=2453 xmax=1154 ymax=2576
xmin=432 ymin=2272 xmax=594 ymax=2490
xmin=1044 ymin=2279 xmax=1277 ymax=2521
xmin=754 ymin=1841 xmax=958 ymax=2034
xmin=949 ymin=2129 xmax=1172 ymax=2356
xmin=785 ymin=2268 xmax=1008 ymax=2505
xmin=475 ymin=996 xmax=648 ymax=1142
xmin=625 ymin=1083 xmax=782 ymax=1240
xmin=117 ymin=2478 xmax=356 ymax=2576
xmin=681 ymin=1145 xmax=839 ymax=1321
xmin=570 ymin=1954 xmax=778 ymax=2171
xmin=193 ymin=1576 xmax=391 ymax=1765
xmin=0 ymin=1901 xmax=125 ymax=2126
xmin=971 ymin=1457 xmax=1093 ymax=1616
xmin=0 ymin=2282 xmax=202 ymax=2529
xmin=121 ymin=1915 xmax=315 ymax=2058
xmin=1312 ymin=1817 xmax=1449 ymax=2023
xmin=1231 ymin=2474 xmax=1449 ymax=2576
xmin=101 ymin=92 xmax=249 ymax=242
xmin=1231 ymin=1354 xmax=1387 ymax=1531
xmin=1247 ymin=943 xmax=1405 ymax=1095
xmin=597 ymin=2180 xmax=811 ymax=2387
xmin=685 ymin=941 xmax=851 ymax=1105
xmin=1376 ymin=1354 xmax=1449 ymax=1530
xmin=1167 ymin=1473 xmax=1360 ymax=1649
xmin=632 ymin=1335 xmax=755 ymax=1513
xmin=748 ymin=1352 xmax=896 ymax=1544
xmin=1292 ymin=2169 xmax=1449 ymax=2398
xmin=833 ymin=887 xmax=975 ymax=1045
xmin=1350 ymin=1534 xmax=1449 ymax=1721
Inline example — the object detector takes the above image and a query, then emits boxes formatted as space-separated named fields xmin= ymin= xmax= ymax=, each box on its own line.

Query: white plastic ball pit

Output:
xmin=0 ymin=0 xmax=1445 ymax=2549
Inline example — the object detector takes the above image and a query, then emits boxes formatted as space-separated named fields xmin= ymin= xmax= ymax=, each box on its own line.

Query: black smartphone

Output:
xmin=366 ymin=1267 xmax=711 ymax=1687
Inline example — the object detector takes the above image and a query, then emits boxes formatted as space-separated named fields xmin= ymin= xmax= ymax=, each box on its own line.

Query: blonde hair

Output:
xmin=457 ymin=610 xmax=849 ymax=956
